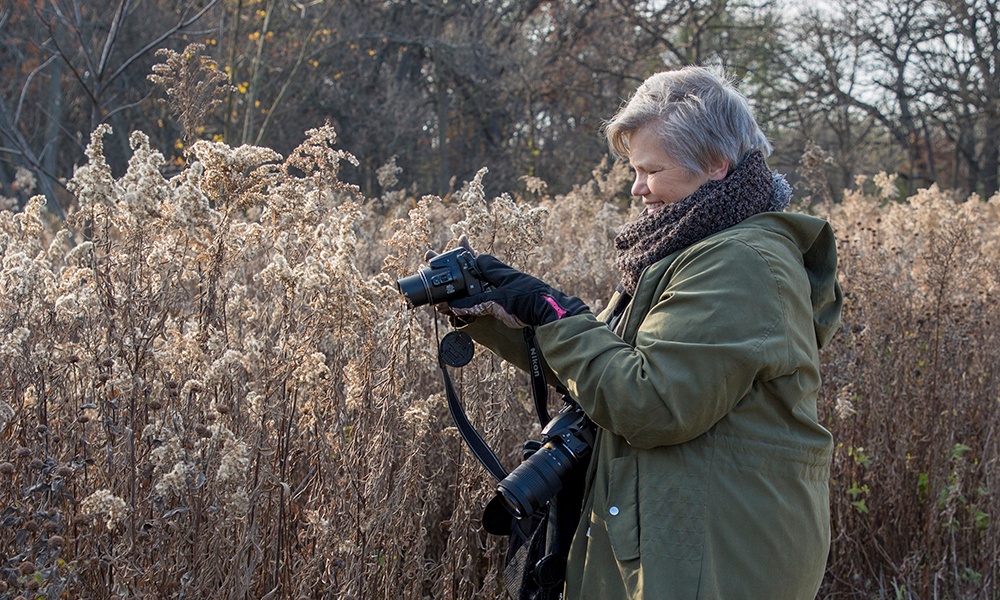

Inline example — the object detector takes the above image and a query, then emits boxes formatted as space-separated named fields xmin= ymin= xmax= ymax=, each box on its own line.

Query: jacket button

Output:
xmin=609 ymin=506 xmax=620 ymax=516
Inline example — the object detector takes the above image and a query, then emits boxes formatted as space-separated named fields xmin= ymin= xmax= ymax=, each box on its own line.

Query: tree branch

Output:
xmin=97 ymin=0 xmax=133 ymax=83
xmin=103 ymin=0 xmax=222 ymax=90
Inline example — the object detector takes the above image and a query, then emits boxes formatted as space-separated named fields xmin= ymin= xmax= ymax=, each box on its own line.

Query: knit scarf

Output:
xmin=613 ymin=150 xmax=791 ymax=296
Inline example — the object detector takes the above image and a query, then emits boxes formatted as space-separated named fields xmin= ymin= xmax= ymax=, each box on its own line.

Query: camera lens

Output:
xmin=497 ymin=442 xmax=577 ymax=519
xmin=396 ymin=271 xmax=433 ymax=307
xmin=396 ymin=248 xmax=479 ymax=308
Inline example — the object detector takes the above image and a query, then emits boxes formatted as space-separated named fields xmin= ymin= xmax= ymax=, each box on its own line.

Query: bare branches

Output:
xmin=0 ymin=0 xmax=222 ymax=215
xmin=103 ymin=0 xmax=222 ymax=95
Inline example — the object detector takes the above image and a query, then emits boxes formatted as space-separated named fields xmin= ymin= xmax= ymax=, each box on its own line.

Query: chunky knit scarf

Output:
xmin=614 ymin=151 xmax=791 ymax=296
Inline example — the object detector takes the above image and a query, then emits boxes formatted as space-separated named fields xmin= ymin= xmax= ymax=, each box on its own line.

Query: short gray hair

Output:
xmin=603 ymin=66 xmax=772 ymax=176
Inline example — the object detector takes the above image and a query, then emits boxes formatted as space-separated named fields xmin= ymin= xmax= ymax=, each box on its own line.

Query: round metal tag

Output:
xmin=439 ymin=331 xmax=475 ymax=367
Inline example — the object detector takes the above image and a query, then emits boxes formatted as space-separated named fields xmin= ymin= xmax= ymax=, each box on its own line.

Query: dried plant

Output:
xmin=808 ymin=186 xmax=1000 ymax=600
xmin=799 ymin=140 xmax=836 ymax=206
xmin=149 ymin=43 xmax=233 ymax=145
xmin=2 ymin=97 xmax=999 ymax=599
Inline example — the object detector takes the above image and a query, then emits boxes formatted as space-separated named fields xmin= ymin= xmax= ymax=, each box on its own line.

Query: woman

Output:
xmin=447 ymin=66 xmax=843 ymax=599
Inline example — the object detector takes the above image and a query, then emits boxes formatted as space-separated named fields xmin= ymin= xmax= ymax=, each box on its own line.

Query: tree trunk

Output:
xmin=982 ymin=117 xmax=1000 ymax=198
xmin=42 ymin=40 xmax=63 ymax=185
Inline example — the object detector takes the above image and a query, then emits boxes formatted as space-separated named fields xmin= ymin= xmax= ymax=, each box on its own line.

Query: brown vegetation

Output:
xmin=1 ymin=121 xmax=997 ymax=599
xmin=817 ymin=175 xmax=1000 ymax=599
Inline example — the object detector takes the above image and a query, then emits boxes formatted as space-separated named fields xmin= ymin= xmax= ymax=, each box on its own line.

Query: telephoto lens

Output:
xmin=396 ymin=247 xmax=490 ymax=307
xmin=497 ymin=404 xmax=594 ymax=519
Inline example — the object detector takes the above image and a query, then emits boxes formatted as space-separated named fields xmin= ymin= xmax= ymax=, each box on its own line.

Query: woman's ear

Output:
xmin=707 ymin=160 xmax=730 ymax=181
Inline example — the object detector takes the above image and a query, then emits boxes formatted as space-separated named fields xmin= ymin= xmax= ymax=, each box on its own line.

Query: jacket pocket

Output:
xmin=605 ymin=455 xmax=640 ymax=561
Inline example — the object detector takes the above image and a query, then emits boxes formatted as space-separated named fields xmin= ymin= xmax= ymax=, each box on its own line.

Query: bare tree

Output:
xmin=786 ymin=0 xmax=1000 ymax=197
xmin=926 ymin=0 xmax=1000 ymax=197
xmin=0 ymin=0 xmax=221 ymax=216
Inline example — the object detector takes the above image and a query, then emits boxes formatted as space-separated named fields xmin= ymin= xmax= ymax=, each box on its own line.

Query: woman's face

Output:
xmin=628 ymin=125 xmax=728 ymax=211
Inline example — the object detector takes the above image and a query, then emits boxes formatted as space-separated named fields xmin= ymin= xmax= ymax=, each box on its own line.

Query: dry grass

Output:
xmin=0 ymin=122 xmax=615 ymax=599
xmin=1 ymin=63 xmax=999 ymax=600
xmin=812 ymin=175 xmax=1000 ymax=599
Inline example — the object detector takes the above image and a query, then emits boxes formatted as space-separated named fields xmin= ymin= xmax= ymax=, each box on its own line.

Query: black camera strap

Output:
xmin=438 ymin=330 xmax=509 ymax=482
xmin=438 ymin=323 xmax=584 ymax=599
xmin=436 ymin=325 xmax=552 ymax=483
xmin=522 ymin=327 xmax=551 ymax=425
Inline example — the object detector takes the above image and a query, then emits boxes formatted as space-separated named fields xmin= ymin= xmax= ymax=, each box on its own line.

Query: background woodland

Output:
xmin=3 ymin=0 xmax=1000 ymax=212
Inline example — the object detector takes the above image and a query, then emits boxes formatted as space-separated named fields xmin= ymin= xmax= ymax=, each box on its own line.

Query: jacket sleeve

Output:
xmin=457 ymin=316 xmax=564 ymax=388
xmin=534 ymin=237 xmax=799 ymax=449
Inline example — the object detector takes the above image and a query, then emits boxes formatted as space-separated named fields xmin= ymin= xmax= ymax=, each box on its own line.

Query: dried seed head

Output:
xmin=101 ymin=358 xmax=114 ymax=367
xmin=55 ymin=466 xmax=74 ymax=478
xmin=47 ymin=535 xmax=65 ymax=548
xmin=29 ymin=458 xmax=44 ymax=470
xmin=80 ymin=489 xmax=127 ymax=529
xmin=0 ymin=462 xmax=14 ymax=475
xmin=16 ymin=447 xmax=31 ymax=458
xmin=19 ymin=561 xmax=35 ymax=574
xmin=195 ymin=424 xmax=212 ymax=438
xmin=147 ymin=399 xmax=163 ymax=410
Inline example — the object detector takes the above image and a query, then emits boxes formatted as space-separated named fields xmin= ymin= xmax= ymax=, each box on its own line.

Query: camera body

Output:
xmin=498 ymin=402 xmax=595 ymax=519
xmin=396 ymin=247 xmax=490 ymax=307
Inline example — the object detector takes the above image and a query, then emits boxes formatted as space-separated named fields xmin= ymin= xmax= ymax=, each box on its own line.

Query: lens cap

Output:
xmin=439 ymin=331 xmax=475 ymax=367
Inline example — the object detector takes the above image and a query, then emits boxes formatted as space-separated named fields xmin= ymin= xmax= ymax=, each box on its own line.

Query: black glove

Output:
xmin=448 ymin=254 xmax=589 ymax=328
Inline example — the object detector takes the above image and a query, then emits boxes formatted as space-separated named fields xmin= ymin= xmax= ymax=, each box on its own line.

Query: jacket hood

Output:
xmin=747 ymin=212 xmax=843 ymax=349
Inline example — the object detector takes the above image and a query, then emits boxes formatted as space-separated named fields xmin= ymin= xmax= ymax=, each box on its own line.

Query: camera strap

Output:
xmin=436 ymin=326 xmax=553 ymax=483
xmin=438 ymin=330 xmax=509 ymax=481
xmin=522 ymin=327 xmax=552 ymax=425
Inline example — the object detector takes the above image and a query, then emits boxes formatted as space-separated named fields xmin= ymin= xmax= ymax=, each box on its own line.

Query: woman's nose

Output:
xmin=631 ymin=173 xmax=648 ymax=197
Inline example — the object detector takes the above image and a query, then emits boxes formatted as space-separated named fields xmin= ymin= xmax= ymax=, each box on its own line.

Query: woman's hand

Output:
xmin=448 ymin=254 xmax=589 ymax=328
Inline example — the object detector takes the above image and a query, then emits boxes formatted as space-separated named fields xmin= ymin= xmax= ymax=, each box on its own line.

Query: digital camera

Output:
xmin=396 ymin=247 xmax=490 ymax=307
xmin=497 ymin=402 xmax=595 ymax=519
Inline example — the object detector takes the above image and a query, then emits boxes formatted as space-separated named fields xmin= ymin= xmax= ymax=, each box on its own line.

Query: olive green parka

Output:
xmin=462 ymin=212 xmax=843 ymax=599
